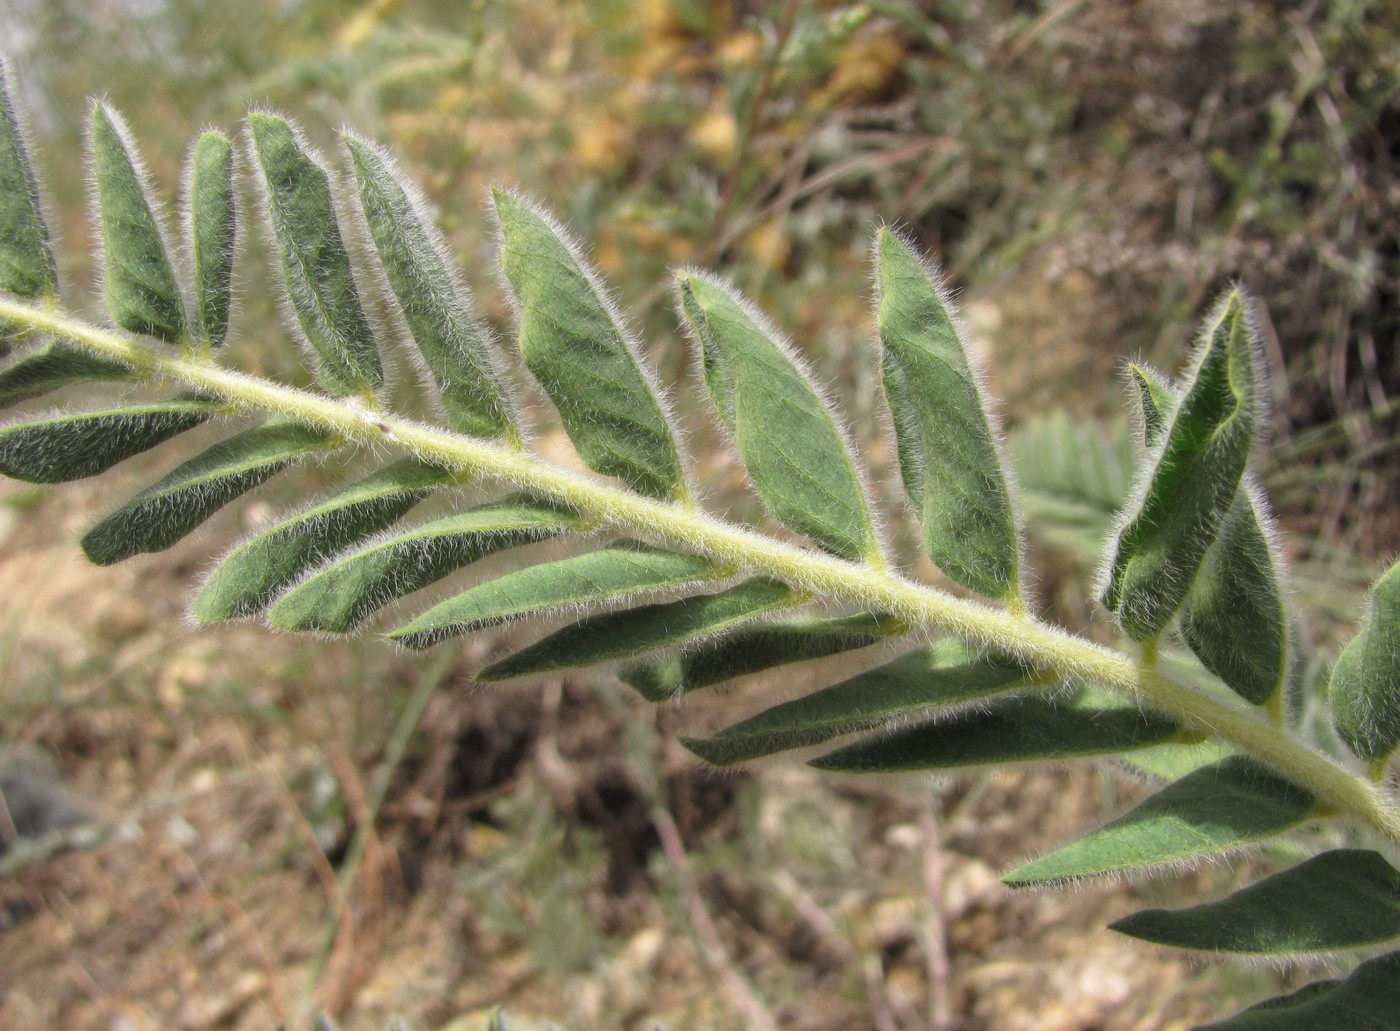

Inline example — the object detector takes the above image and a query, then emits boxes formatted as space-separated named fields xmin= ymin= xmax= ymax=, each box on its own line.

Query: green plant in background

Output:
xmin=1 ymin=53 xmax=1399 ymax=1029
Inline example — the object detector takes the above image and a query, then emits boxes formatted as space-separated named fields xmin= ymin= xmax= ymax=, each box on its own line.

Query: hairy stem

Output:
xmin=5 ymin=295 xmax=1399 ymax=848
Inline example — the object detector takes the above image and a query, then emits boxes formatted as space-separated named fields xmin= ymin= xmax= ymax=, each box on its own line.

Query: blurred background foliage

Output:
xmin=1 ymin=1 xmax=1398 ymax=1028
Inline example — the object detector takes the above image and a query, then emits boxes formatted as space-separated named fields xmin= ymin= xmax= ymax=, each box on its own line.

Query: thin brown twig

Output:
xmin=651 ymin=804 xmax=781 ymax=1031
xmin=701 ymin=0 xmax=803 ymax=267
xmin=920 ymin=804 xmax=955 ymax=1031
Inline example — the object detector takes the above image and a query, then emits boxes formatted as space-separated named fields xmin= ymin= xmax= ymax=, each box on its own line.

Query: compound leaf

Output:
xmin=192 ymin=457 xmax=455 ymax=621
xmin=875 ymin=227 xmax=1020 ymax=601
xmin=1197 ymin=950 xmax=1400 ymax=1031
xmin=267 ymin=498 xmax=576 ymax=633
xmin=623 ymin=611 xmax=898 ymax=701
xmin=89 ymin=101 xmax=186 ymax=343
xmin=1004 ymin=757 xmax=1316 ymax=886
xmin=186 ymin=130 xmax=236 ymax=349
xmin=494 ymin=188 xmax=684 ymax=498
xmin=81 ymin=421 xmax=331 ymax=565
xmin=1102 ymin=290 xmax=1260 ymax=640
xmin=345 ymin=134 xmax=518 ymax=442
xmin=247 ymin=111 xmax=382 ymax=398
xmin=0 ymin=399 xmax=221 ymax=483
xmin=1329 ymin=558 xmax=1400 ymax=762
xmin=0 ymin=339 xmax=132 ymax=409
xmin=478 ymin=577 xmax=795 ymax=681
xmin=683 ymin=639 xmax=1030 ymax=766
xmin=811 ymin=687 xmax=1179 ymax=773
xmin=1111 ymin=849 xmax=1400 ymax=954
xmin=0 ymin=57 xmax=58 ymax=305
xmin=389 ymin=543 xmax=715 ymax=649
xmin=677 ymin=272 xmax=879 ymax=563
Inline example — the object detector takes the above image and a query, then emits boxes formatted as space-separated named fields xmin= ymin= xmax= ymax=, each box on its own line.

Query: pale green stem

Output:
xmin=5 ymin=296 xmax=1399 ymax=849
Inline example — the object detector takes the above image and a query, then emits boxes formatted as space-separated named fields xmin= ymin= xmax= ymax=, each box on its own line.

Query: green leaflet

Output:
xmin=1119 ymin=739 xmax=1236 ymax=782
xmin=478 ymin=577 xmax=796 ymax=682
xmin=1197 ymin=950 xmax=1400 ymax=1031
xmin=677 ymin=272 xmax=879 ymax=563
xmin=875 ymin=227 xmax=1020 ymax=601
xmin=89 ymin=102 xmax=187 ymax=344
xmin=1102 ymin=291 xmax=1259 ymax=640
xmin=1329 ymin=558 xmax=1400 ymax=762
xmin=1111 ymin=848 xmax=1400 ymax=954
xmin=186 ymin=130 xmax=236 ymax=349
xmin=0 ymin=58 xmax=58 ymax=303
xmin=1180 ymin=488 xmax=1287 ymax=706
xmin=344 ymin=135 xmax=518 ymax=442
xmin=192 ymin=457 xmax=455 ymax=622
xmin=1127 ymin=362 xmax=1175 ymax=448
xmin=81 ymin=422 xmax=331 ymax=565
xmin=246 ymin=112 xmax=382 ymax=399
xmin=0 ymin=399 xmax=221 ymax=483
xmin=389 ymin=544 xmax=715 ymax=649
xmin=1004 ymin=757 xmax=1316 ymax=886
xmin=267 ymin=499 xmax=576 ymax=633
xmin=683 ymin=639 xmax=1030 ymax=766
xmin=1130 ymin=362 xmax=1285 ymax=704
xmin=494 ymin=189 xmax=684 ymax=498
xmin=811 ymin=687 xmax=1180 ymax=773
xmin=0 ymin=340 xmax=131 ymax=409
xmin=624 ymin=612 xmax=898 ymax=702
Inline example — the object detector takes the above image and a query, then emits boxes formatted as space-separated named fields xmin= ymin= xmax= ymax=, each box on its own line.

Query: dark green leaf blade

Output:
xmin=1004 ymin=757 xmax=1316 ymax=886
xmin=684 ymin=639 xmax=1030 ymax=766
xmin=494 ymin=188 xmax=684 ymax=498
xmin=389 ymin=544 xmax=715 ymax=649
xmin=192 ymin=457 xmax=455 ymax=621
xmin=267 ymin=499 xmax=577 ymax=633
xmin=1180 ymin=484 xmax=1287 ymax=706
xmin=246 ymin=111 xmax=382 ymax=399
xmin=345 ymin=135 xmax=519 ymax=442
xmin=1329 ymin=558 xmax=1400 ymax=762
xmin=1101 ymin=290 xmax=1261 ymax=640
xmin=0 ymin=399 xmax=220 ymax=483
xmin=676 ymin=272 xmax=880 ymax=562
xmin=0 ymin=339 xmax=132 ymax=409
xmin=1197 ymin=950 xmax=1400 ymax=1031
xmin=478 ymin=578 xmax=796 ymax=682
xmin=1128 ymin=362 xmax=1286 ymax=704
xmin=624 ymin=612 xmax=899 ymax=701
xmin=811 ymin=688 xmax=1179 ymax=773
xmin=89 ymin=101 xmax=187 ymax=343
xmin=0 ymin=57 xmax=58 ymax=304
xmin=1111 ymin=849 xmax=1400 ymax=954
xmin=875 ymin=228 xmax=1021 ymax=602
xmin=81 ymin=422 xmax=332 ymax=565
xmin=186 ymin=130 xmax=236 ymax=349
